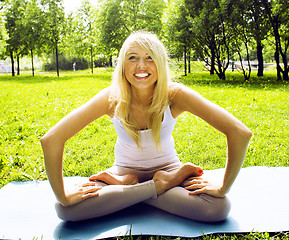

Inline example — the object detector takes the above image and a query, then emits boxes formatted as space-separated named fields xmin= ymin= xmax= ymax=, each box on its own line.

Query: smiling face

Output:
xmin=124 ymin=43 xmax=158 ymax=92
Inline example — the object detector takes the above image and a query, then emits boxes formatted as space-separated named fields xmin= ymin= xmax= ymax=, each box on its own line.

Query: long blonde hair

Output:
xmin=110 ymin=31 xmax=171 ymax=150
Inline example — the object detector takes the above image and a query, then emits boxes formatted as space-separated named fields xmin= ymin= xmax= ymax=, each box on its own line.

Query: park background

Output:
xmin=1 ymin=0 xmax=289 ymax=239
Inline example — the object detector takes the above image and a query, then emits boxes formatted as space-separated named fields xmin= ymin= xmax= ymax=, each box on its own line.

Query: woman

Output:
xmin=41 ymin=31 xmax=252 ymax=222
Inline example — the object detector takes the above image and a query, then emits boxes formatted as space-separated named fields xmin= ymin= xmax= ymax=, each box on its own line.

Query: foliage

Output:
xmin=245 ymin=0 xmax=270 ymax=77
xmin=98 ymin=0 xmax=166 ymax=57
xmin=225 ymin=0 xmax=253 ymax=80
xmin=42 ymin=52 xmax=89 ymax=71
xmin=64 ymin=0 xmax=100 ymax=73
xmin=162 ymin=0 xmax=192 ymax=76
xmin=3 ymin=0 xmax=27 ymax=75
xmin=1 ymin=0 xmax=289 ymax=82
xmin=22 ymin=0 xmax=45 ymax=76
xmin=163 ymin=0 xmax=288 ymax=82
xmin=261 ymin=0 xmax=289 ymax=81
xmin=40 ymin=0 xmax=66 ymax=76
xmin=0 ymin=10 xmax=8 ymax=57
xmin=190 ymin=0 xmax=235 ymax=79
xmin=161 ymin=0 xmax=184 ymax=59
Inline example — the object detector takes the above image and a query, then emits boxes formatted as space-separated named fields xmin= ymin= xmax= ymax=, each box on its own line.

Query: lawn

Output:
xmin=0 ymin=69 xmax=288 ymax=239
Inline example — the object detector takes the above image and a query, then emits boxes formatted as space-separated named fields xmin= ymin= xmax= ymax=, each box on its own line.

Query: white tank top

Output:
xmin=111 ymin=106 xmax=181 ymax=169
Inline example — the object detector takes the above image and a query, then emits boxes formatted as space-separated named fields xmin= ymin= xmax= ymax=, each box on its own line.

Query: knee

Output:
xmin=200 ymin=195 xmax=231 ymax=222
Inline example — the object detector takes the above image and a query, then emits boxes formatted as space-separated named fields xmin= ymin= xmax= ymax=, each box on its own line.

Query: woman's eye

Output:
xmin=129 ymin=56 xmax=136 ymax=60
xmin=147 ymin=56 xmax=153 ymax=61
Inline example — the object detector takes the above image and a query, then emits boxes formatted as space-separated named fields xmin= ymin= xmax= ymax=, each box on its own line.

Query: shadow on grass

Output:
xmin=1 ymin=70 xmax=288 ymax=91
xmin=176 ymin=71 xmax=289 ymax=91
xmin=0 ymin=70 xmax=113 ymax=84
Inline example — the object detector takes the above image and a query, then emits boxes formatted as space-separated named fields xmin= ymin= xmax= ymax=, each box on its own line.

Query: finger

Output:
xmin=183 ymin=180 xmax=197 ymax=186
xmin=84 ymin=186 xmax=102 ymax=194
xmin=184 ymin=180 xmax=207 ymax=187
xmin=188 ymin=188 xmax=207 ymax=195
xmin=185 ymin=183 xmax=206 ymax=190
xmin=187 ymin=176 xmax=203 ymax=181
xmin=82 ymin=192 xmax=99 ymax=200
xmin=82 ymin=182 xmax=97 ymax=187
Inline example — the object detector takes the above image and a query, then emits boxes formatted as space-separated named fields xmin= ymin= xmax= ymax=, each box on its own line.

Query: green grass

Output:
xmin=118 ymin=232 xmax=289 ymax=240
xmin=0 ymin=69 xmax=289 ymax=239
xmin=1 ymin=69 xmax=288 ymax=185
xmin=174 ymin=71 xmax=289 ymax=169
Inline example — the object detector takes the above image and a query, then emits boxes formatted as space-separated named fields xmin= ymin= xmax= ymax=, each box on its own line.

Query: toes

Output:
xmin=195 ymin=168 xmax=204 ymax=176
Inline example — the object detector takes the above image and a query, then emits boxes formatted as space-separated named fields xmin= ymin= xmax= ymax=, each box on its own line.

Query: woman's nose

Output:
xmin=137 ymin=58 xmax=146 ymax=68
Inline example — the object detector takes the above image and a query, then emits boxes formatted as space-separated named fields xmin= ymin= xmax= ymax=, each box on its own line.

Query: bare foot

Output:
xmin=89 ymin=171 xmax=139 ymax=185
xmin=153 ymin=163 xmax=203 ymax=195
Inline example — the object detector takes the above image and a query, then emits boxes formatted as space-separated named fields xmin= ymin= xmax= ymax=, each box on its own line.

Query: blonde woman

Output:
xmin=41 ymin=31 xmax=252 ymax=222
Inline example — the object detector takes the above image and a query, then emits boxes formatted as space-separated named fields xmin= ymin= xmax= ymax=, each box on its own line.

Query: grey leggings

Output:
xmin=56 ymin=164 xmax=231 ymax=222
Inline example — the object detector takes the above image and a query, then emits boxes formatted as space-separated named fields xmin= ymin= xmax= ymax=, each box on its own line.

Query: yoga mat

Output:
xmin=0 ymin=167 xmax=289 ymax=239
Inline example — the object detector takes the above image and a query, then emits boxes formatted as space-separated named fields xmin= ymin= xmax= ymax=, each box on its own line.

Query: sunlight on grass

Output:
xmin=0 ymin=70 xmax=288 ymax=188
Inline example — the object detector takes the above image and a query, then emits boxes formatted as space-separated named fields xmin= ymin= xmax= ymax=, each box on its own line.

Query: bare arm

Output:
xmin=171 ymin=84 xmax=252 ymax=197
xmin=40 ymin=87 xmax=112 ymax=206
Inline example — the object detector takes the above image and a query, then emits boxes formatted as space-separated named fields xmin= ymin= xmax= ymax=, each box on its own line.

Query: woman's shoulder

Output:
xmin=168 ymin=82 xmax=192 ymax=117
xmin=168 ymin=82 xmax=192 ymax=101
xmin=86 ymin=86 xmax=116 ymax=118
xmin=103 ymin=86 xmax=117 ymax=117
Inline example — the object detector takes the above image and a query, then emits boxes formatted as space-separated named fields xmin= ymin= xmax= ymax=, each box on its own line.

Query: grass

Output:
xmin=0 ymin=68 xmax=289 ymax=239
xmin=174 ymin=71 xmax=289 ymax=169
xmin=118 ymin=232 xmax=289 ymax=240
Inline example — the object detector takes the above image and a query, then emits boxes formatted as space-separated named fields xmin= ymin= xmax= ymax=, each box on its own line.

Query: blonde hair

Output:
xmin=110 ymin=31 xmax=171 ymax=150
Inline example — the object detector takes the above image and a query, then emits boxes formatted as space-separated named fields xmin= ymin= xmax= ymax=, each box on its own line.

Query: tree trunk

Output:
xmin=215 ymin=55 xmax=226 ymax=80
xmin=10 ymin=50 xmax=15 ymax=77
xmin=256 ymin=40 xmax=264 ymax=77
xmin=17 ymin=55 xmax=20 ymax=75
xmin=262 ymin=0 xmax=282 ymax=81
xmin=245 ymin=38 xmax=252 ymax=81
xmin=275 ymin=50 xmax=282 ymax=81
xmin=55 ymin=41 xmax=59 ymax=77
xmin=109 ymin=55 xmax=112 ymax=67
xmin=188 ymin=49 xmax=191 ymax=73
xmin=31 ymin=49 xmax=35 ymax=77
xmin=280 ymin=47 xmax=288 ymax=81
xmin=283 ymin=70 xmax=289 ymax=81
xmin=216 ymin=70 xmax=226 ymax=80
xmin=210 ymin=38 xmax=215 ymax=75
xmin=90 ymin=46 xmax=93 ymax=74
xmin=184 ymin=45 xmax=187 ymax=76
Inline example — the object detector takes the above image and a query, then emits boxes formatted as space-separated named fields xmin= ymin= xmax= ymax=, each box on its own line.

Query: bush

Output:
xmin=43 ymin=53 xmax=89 ymax=71
xmin=94 ymin=57 xmax=109 ymax=68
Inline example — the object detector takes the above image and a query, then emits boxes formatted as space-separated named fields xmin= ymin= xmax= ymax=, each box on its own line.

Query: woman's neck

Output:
xmin=131 ymin=86 xmax=154 ymax=108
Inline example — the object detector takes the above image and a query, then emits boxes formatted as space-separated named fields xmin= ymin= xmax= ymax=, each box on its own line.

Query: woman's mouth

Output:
xmin=134 ymin=72 xmax=151 ymax=78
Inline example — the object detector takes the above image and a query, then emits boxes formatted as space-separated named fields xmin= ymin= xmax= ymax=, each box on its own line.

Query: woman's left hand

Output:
xmin=183 ymin=176 xmax=226 ymax=198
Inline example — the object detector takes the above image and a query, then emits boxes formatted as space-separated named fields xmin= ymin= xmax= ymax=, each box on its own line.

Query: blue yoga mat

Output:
xmin=0 ymin=167 xmax=289 ymax=239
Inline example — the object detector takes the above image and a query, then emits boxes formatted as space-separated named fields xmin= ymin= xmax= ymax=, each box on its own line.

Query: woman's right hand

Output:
xmin=61 ymin=182 xmax=102 ymax=206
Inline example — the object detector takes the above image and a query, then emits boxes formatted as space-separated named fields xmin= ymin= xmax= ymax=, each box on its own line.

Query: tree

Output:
xmin=4 ymin=0 xmax=27 ymax=76
xmin=163 ymin=0 xmax=191 ymax=75
xmin=262 ymin=0 xmax=289 ymax=81
xmin=225 ymin=0 xmax=253 ymax=81
xmin=98 ymin=0 xmax=166 ymax=62
xmin=0 ymin=8 xmax=8 ymax=57
xmin=248 ymin=0 xmax=270 ymax=77
xmin=41 ymin=0 xmax=65 ymax=77
xmin=23 ymin=0 xmax=44 ymax=76
xmin=228 ymin=0 xmax=270 ymax=78
xmin=71 ymin=0 xmax=99 ymax=73
xmin=185 ymin=0 xmax=233 ymax=80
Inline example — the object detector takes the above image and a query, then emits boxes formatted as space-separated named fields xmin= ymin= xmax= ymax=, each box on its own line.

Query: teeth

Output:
xmin=135 ymin=73 xmax=149 ymax=78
